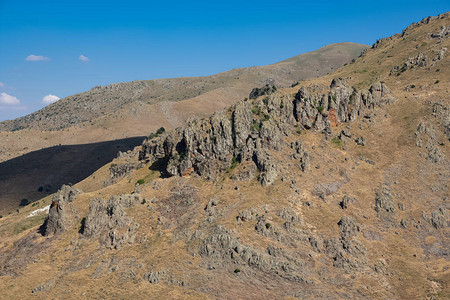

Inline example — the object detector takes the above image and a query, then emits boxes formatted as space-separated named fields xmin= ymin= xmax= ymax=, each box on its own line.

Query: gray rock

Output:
xmin=138 ymin=79 xmax=394 ymax=186
xmin=40 ymin=185 xmax=83 ymax=236
xmin=144 ymin=270 xmax=166 ymax=284
xmin=375 ymin=187 xmax=396 ymax=219
xmin=338 ymin=216 xmax=360 ymax=238
xmin=340 ymin=195 xmax=351 ymax=209
xmin=355 ymin=137 xmax=366 ymax=146
xmin=431 ymin=208 xmax=447 ymax=229
xmin=82 ymin=194 xmax=141 ymax=249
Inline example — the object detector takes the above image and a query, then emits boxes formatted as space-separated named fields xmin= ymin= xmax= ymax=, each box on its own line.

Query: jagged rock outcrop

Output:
xmin=81 ymin=194 xmax=141 ymax=249
xmin=324 ymin=216 xmax=366 ymax=271
xmin=431 ymin=208 xmax=448 ymax=229
xmin=431 ymin=25 xmax=450 ymax=39
xmin=415 ymin=122 xmax=446 ymax=164
xmin=40 ymin=185 xmax=83 ymax=236
xmin=198 ymin=225 xmax=311 ymax=282
xmin=390 ymin=48 xmax=447 ymax=76
xmin=139 ymin=79 xmax=394 ymax=186
xmin=401 ymin=12 xmax=450 ymax=37
xmin=104 ymin=161 xmax=142 ymax=186
xmin=375 ymin=187 xmax=396 ymax=220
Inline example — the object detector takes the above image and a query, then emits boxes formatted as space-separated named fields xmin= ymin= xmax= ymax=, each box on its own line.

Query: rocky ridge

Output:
xmin=139 ymin=78 xmax=395 ymax=186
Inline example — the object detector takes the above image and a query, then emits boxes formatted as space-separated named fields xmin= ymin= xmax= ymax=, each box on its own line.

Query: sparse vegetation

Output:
xmin=331 ymin=137 xmax=342 ymax=148
xmin=136 ymin=179 xmax=145 ymax=185
xmin=251 ymin=120 xmax=262 ymax=132
xmin=252 ymin=106 xmax=261 ymax=115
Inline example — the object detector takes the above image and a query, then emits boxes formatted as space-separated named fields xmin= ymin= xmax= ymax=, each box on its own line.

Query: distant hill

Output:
xmin=0 ymin=42 xmax=367 ymax=132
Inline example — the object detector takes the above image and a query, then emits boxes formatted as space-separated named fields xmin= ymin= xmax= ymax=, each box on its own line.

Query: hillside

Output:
xmin=0 ymin=13 xmax=448 ymax=299
xmin=0 ymin=42 xmax=367 ymax=164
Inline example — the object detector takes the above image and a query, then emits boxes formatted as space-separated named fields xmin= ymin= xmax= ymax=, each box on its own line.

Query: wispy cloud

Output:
xmin=0 ymin=92 xmax=20 ymax=105
xmin=26 ymin=54 xmax=50 ymax=61
xmin=0 ymin=82 xmax=4 ymax=87
xmin=79 ymin=54 xmax=89 ymax=61
xmin=42 ymin=94 xmax=60 ymax=105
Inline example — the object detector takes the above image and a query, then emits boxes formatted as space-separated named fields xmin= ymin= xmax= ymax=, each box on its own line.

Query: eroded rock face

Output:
xmin=375 ymin=187 xmax=396 ymax=220
xmin=82 ymin=194 xmax=141 ymax=249
xmin=139 ymin=79 xmax=394 ymax=186
xmin=40 ymin=185 xmax=83 ymax=236
xmin=390 ymin=48 xmax=447 ymax=76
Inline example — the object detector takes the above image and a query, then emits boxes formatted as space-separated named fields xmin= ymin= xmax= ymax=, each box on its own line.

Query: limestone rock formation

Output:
xmin=81 ymin=194 xmax=141 ymax=249
xmin=375 ymin=187 xmax=396 ymax=220
xmin=139 ymin=79 xmax=394 ymax=186
xmin=40 ymin=185 xmax=83 ymax=236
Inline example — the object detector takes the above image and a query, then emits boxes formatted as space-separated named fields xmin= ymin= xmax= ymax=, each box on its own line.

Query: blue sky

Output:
xmin=0 ymin=1 xmax=448 ymax=121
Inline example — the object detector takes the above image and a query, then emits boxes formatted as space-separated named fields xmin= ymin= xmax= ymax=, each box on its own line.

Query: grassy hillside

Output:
xmin=0 ymin=13 xmax=448 ymax=299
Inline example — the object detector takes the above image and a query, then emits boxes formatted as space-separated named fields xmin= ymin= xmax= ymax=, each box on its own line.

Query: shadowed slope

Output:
xmin=0 ymin=136 xmax=145 ymax=215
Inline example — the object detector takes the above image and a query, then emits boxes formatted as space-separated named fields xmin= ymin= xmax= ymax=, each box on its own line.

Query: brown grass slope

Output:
xmin=0 ymin=13 xmax=449 ymax=299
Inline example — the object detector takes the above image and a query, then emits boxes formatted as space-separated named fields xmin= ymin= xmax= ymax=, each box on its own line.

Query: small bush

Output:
xmin=234 ymin=269 xmax=241 ymax=273
xmin=262 ymin=114 xmax=270 ymax=122
xmin=156 ymin=127 xmax=165 ymax=135
xmin=19 ymin=199 xmax=30 ymax=206
xmin=435 ymin=80 xmax=440 ymax=84
xmin=317 ymin=106 xmax=324 ymax=113
xmin=252 ymin=106 xmax=261 ymax=115
xmin=136 ymin=179 xmax=145 ymax=185
xmin=251 ymin=120 xmax=262 ymax=132
xmin=265 ymin=223 xmax=271 ymax=229
xmin=141 ymin=199 xmax=146 ymax=204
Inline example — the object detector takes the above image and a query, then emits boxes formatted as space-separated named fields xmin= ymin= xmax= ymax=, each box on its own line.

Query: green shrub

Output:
xmin=252 ymin=106 xmax=261 ymax=115
xmin=19 ymin=199 xmax=30 ymax=207
xmin=156 ymin=127 xmax=165 ymax=135
xmin=251 ymin=120 xmax=262 ymax=132
xmin=265 ymin=223 xmax=271 ymax=229
xmin=136 ymin=179 xmax=145 ymax=185
xmin=317 ymin=106 xmax=324 ymax=113
xmin=234 ymin=269 xmax=241 ymax=273
xmin=435 ymin=80 xmax=440 ymax=84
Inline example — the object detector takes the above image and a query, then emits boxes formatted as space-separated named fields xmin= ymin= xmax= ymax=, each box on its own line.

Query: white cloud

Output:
xmin=79 ymin=54 xmax=89 ymax=61
xmin=0 ymin=82 xmax=4 ymax=87
xmin=25 ymin=54 xmax=50 ymax=61
xmin=42 ymin=94 xmax=60 ymax=105
xmin=0 ymin=92 xmax=20 ymax=105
